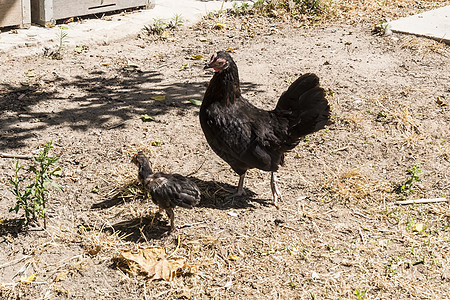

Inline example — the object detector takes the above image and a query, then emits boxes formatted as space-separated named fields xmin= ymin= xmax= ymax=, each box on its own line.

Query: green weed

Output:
xmin=44 ymin=25 xmax=69 ymax=59
xmin=232 ymin=1 xmax=250 ymax=15
xmin=144 ymin=18 xmax=168 ymax=35
xmin=398 ymin=165 xmax=422 ymax=198
xmin=9 ymin=141 xmax=63 ymax=228
xmin=168 ymin=14 xmax=184 ymax=29
xmin=144 ymin=14 xmax=184 ymax=36
xmin=374 ymin=19 xmax=392 ymax=35
xmin=355 ymin=288 xmax=367 ymax=300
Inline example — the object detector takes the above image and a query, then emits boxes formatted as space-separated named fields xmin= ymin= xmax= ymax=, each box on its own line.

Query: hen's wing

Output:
xmin=203 ymin=99 xmax=285 ymax=173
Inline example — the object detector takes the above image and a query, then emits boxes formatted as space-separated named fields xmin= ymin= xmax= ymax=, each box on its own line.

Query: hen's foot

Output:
xmin=224 ymin=189 xmax=247 ymax=200
xmin=271 ymin=172 xmax=282 ymax=208
xmin=225 ymin=173 xmax=247 ymax=200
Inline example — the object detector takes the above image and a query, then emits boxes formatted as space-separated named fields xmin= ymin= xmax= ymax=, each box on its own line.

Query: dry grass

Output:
xmin=1 ymin=1 xmax=449 ymax=299
xmin=322 ymin=168 xmax=394 ymax=204
xmin=401 ymin=37 xmax=449 ymax=55
xmin=221 ymin=0 xmax=450 ymax=27
xmin=328 ymin=0 xmax=450 ymax=23
xmin=440 ymin=143 xmax=450 ymax=161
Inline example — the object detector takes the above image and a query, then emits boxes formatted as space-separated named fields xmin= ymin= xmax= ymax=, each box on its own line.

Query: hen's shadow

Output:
xmin=91 ymin=177 xmax=272 ymax=211
xmin=188 ymin=177 xmax=273 ymax=209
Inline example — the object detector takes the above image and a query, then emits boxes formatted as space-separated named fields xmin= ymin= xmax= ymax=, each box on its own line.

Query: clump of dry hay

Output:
xmin=401 ymin=36 xmax=449 ymax=55
xmin=322 ymin=168 xmax=393 ymax=204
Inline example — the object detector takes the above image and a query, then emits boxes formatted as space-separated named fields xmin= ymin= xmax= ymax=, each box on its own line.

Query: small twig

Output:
xmin=0 ymin=152 xmax=34 ymax=159
xmin=277 ymin=223 xmax=297 ymax=231
xmin=351 ymin=209 xmax=372 ymax=219
xmin=396 ymin=198 xmax=448 ymax=205
xmin=106 ymin=122 xmax=125 ymax=130
xmin=12 ymin=261 xmax=31 ymax=279
xmin=166 ymin=234 xmax=181 ymax=259
xmin=331 ymin=145 xmax=350 ymax=152
xmin=178 ymin=220 xmax=207 ymax=229
xmin=0 ymin=255 xmax=31 ymax=269
xmin=139 ymin=226 xmax=150 ymax=244
xmin=358 ymin=227 xmax=367 ymax=245
xmin=187 ymin=154 xmax=208 ymax=177
xmin=311 ymin=221 xmax=322 ymax=238
xmin=154 ymin=290 xmax=171 ymax=298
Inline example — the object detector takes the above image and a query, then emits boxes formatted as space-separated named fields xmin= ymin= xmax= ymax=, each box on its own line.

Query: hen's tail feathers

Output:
xmin=275 ymin=73 xmax=330 ymax=148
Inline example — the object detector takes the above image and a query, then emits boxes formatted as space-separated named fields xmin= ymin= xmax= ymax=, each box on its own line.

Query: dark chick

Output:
xmin=200 ymin=51 xmax=330 ymax=207
xmin=131 ymin=152 xmax=201 ymax=231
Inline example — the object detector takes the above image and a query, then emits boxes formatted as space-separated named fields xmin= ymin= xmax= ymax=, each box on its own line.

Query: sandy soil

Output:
xmin=1 ymin=3 xmax=449 ymax=299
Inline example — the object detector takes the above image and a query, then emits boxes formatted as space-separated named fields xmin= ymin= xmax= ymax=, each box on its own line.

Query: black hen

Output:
xmin=131 ymin=152 xmax=201 ymax=230
xmin=200 ymin=51 xmax=330 ymax=206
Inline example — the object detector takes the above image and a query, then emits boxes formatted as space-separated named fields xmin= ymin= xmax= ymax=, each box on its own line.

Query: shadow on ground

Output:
xmin=90 ymin=176 xmax=272 ymax=242
xmin=0 ymin=66 xmax=262 ymax=151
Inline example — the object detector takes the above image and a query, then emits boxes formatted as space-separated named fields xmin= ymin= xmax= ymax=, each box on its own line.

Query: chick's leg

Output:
xmin=165 ymin=208 xmax=175 ymax=231
xmin=270 ymin=172 xmax=282 ymax=208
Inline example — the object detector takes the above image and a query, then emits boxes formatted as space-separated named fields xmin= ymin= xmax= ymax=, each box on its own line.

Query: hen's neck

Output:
xmin=204 ymin=62 xmax=241 ymax=105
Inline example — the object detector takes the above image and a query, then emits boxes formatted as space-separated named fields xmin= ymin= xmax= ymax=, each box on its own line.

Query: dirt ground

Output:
xmin=1 ymin=2 xmax=449 ymax=299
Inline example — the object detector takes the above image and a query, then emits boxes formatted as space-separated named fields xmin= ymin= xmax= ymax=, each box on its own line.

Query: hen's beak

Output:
xmin=204 ymin=63 xmax=211 ymax=70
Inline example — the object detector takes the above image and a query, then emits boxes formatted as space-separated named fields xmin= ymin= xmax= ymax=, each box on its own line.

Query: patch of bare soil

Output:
xmin=1 ymin=3 xmax=449 ymax=299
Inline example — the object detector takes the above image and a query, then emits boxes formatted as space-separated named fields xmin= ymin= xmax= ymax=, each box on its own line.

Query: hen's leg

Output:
xmin=165 ymin=208 xmax=175 ymax=231
xmin=270 ymin=172 xmax=282 ymax=208
xmin=236 ymin=173 xmax=246 ymax=195
xmin=225 ymin=173 xmax=247 ymax=199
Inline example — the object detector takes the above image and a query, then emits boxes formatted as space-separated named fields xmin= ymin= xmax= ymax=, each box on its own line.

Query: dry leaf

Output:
xmin=436 ymin=97 xmax=448 ymax=106
xmin=185 ymin=264 xmax=199 ymax=274
xmin=86 ymin=245 xmax=102 ymax=256
xmin=413 ymin=223 xmax=424 ymax=232
xmin=189 ymin=99 xmax=202 ymax=106
xmin=151 ymin=140 xmax=162 ymax=146
xmin=117 ymin=247 xmax=186 ymax=281
xmin=123 ymin=64 xmax=139 ymax=71
xmin=54 ymin=270 xmax=70 ymax=282
xmin=214 ymin=23 xmax=226 ymax=30
xmin=228 ymin=255 xmax=239 ymax=261
xmin=25 ymin=70 xmax=36 ymax=77
xmin=20 ymin=273 xmax=37 ymax=283
xmin=151 ymin=95 xmax=166 ymax=101
xmin=161 ymin=31 xmax=169 ymax=39
xmin=140 ymin=114 xmax=155 ymax=122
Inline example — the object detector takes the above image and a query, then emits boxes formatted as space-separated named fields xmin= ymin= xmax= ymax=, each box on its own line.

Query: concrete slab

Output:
xmin=389 ymin=5 xmax=450 ymax=44
xmin=0 ymin=0 xmax=236 ymax=57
